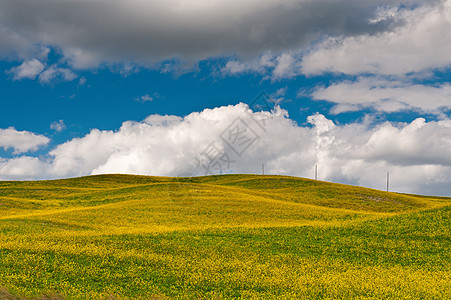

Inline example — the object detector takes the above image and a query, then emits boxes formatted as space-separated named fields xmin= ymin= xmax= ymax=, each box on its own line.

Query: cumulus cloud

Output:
xmin=8 ymin=59 xmax=45 ymax=80
xmin=0 ymin=104 xmax=450 ymax=195
xmin=135 ymin=93 xmax=161 ymax=103
xmin=354 ymin=118 xmax=451 ymax=166
xmin=272 ymin=53 xmax=301 ymax=79
xmin=222 ymin=52 xmax=303 ymax=80
xmin=78 ymin=77 xmax=87 ymax=86
xmin=302 ymin=114 xmax=451 ymax=195
xmin=222 ymin=53 xmax=276 ymax=76
xmin=38 ymin=65 xmax=77 ymax=84
xmin=50 ymin=120 xmax=66 ymax=132
xmin=310 ymin=77 xmax=451 ymax=115
xmin=0 ymin=0 xmax=424 ymax=68
xmin=0 ymin=127 xmax=49 ymax=154
xmin=0 ymin=156 xmax=48 ymax=180
xmin=139 ymin=95 xmax=153 ymax=102
xmin=43 ymin=104 xmax=313 ymax=178
xmin=301 ymin=0 xmax=451 ymax=75
xmin=7 ymin=59 xmax=77 ymax=84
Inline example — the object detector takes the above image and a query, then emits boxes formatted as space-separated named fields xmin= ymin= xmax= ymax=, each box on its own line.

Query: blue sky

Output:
xmin=0 ymin=0 xmax=450 ymax=195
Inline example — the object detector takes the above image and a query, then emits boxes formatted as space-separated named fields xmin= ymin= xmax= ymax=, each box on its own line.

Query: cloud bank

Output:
xmin=301 ymin=0 xmax=451 ymax=75
xmin=0 ymin=104 xmax=450 ymax=196
xmin=219 ymin=0 xmax=451 ymax=78
xmin=0 ymin=0 xmax=431 ymax=68
xmin=2 ymin=0 xmax=449 ymax=116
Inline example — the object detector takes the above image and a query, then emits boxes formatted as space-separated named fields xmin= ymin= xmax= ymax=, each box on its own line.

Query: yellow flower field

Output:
xmin=0 ymin=174 xmax=450 ymax=299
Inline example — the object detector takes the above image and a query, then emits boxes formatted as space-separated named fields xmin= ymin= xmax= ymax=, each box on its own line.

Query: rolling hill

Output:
xmin=0 ymin=174 xmax=450 ymax=299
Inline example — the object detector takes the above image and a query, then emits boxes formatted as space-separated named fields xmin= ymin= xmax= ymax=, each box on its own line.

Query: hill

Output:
xmin=0 ymin=174 xmax=450 ymax=299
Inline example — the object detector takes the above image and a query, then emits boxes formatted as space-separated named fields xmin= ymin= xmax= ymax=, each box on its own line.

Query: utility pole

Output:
xmin=262 ymin=163 xmax=265 ymax=175
xmin=386 ymin=172 xmax=390 ymax=192
xmin=315 ymin=164 xmax=318 ymax=180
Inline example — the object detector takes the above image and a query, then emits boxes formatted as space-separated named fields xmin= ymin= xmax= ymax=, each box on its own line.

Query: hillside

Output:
xmin=0 ymin=174 xmax=450 ymax=299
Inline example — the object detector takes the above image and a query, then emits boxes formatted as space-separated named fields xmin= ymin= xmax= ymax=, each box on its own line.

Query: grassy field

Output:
xmin=0 ymin=174 xmax=450 ymax=299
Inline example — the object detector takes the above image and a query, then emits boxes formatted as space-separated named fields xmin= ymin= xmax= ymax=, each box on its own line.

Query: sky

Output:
xmin=0 ymin=0 xmax=450 ymax=196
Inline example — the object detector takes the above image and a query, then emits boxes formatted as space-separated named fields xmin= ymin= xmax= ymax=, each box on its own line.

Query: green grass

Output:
xmin=0 ymin=174 xmax=450 ymax=299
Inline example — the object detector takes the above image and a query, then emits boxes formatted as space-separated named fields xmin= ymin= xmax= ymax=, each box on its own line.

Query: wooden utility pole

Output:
xmin=315 ymin=164 xmax=318 ymax=180
xmin=262 ymin=163 xmax=265 ymax=175
xmin=386 ymin=172 xmax=390 ymax=192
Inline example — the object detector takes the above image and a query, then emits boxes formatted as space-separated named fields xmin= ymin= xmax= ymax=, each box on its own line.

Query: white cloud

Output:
xmin=140 ymin=95 xmax=153 ymax=102
xmin=272 ymin=53 xmax=300 ymax=79
xmin=301 ymin=0 xmax=451 ymax=75
xmin=302 ymin=114 xmax=451 ymax=195
xmin=222 ymin=52 xmax=302 ymax=80
xmin=222 ymin=53 xmax=276 ymax=75
xmin=38 ymin=65 xmax=77 ymax=84
xmin=0 ymin=104 xmax=450 ymax=195
xmin=355 ymin=118 xmax=451 ymax=166
xmin=268 ymin=87 xmax=289 ymax=105
xmin=45 ymin=104 xmax=312 ymax=178
xmin=8 ymin=59 xmax=45 ymax=80
xmin=0 ymin=127 xmax=49 ymax=154
xmin=135 ymin=93 xmax=160 ymax=102
xmin=310 ymin=77 xmax=451 ymax=115
xmin=50 ymin=120 xmax=66 ymax=132
xmin=273 ymin=87 xmax=288 ymax=97
xmin=78 ymin=77 xmax=87 ymax=86
xmin=7 ymin=60 xmax=77 ymax=84
xmin=0 ymin=156 xmax=48 ymax=180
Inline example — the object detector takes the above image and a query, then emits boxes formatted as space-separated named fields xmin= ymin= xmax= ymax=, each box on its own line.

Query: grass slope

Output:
xmin=0 ymin=174 xmax=450 ymax=299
